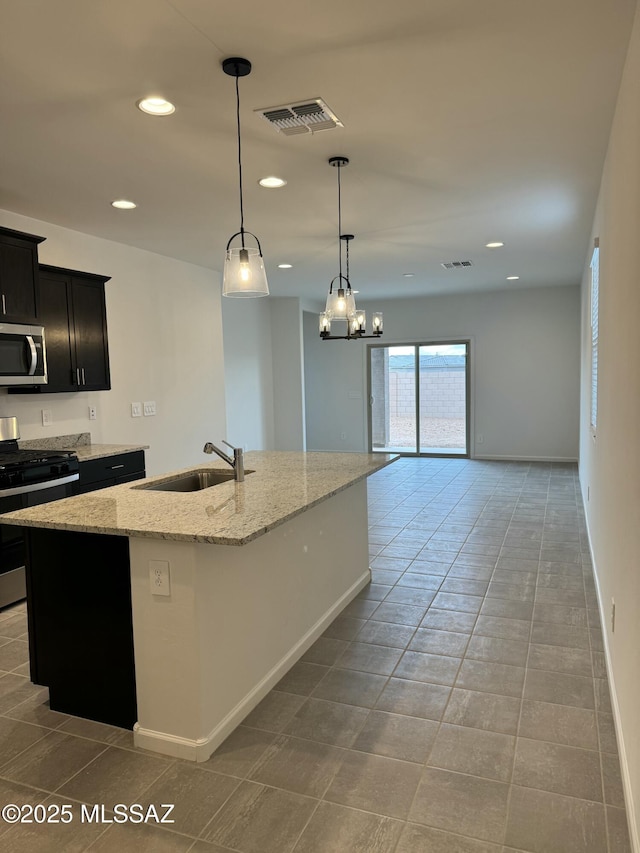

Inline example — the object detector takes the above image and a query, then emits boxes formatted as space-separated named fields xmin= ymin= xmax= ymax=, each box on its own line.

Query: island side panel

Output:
xmin=129 ymin=479 xmax=370 ymax=761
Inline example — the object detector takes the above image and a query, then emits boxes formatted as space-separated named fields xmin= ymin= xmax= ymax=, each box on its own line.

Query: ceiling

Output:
xmin=0 ymin=0 xmax=636 ymax=303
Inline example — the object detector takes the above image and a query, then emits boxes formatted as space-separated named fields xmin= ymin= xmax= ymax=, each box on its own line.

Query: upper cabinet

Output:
xmin=37 ymin=265 xmax=111 ymax=393
xmin=0 ymin=226 xmax=45 ymax=324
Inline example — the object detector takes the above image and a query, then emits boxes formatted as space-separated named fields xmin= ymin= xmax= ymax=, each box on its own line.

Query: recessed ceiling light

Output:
xmin=506 ymin=275 xmax=520 ymax=280
xmin=353 ymin=290 xmax=359 ymax=294
xmin=277 ymin=263 xmax=293 ymax=269
xmin=111 ymin=199 xmax=137 ymax=210
xmin=259 ymin=176 xmax=287 ymax=188
xmin=136 ymin=97 xmax=175 ymax=116
xmin=486 ymin=241 xmax=504 ymax=248
xmin=403 ymin=273 xmax=415 ymax=278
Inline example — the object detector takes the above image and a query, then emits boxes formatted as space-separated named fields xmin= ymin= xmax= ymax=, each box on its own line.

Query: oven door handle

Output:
xmin=26 ymin=336 xmax=38 ymax=376
xmin=0 ymin=472 xmax=79 ymax=498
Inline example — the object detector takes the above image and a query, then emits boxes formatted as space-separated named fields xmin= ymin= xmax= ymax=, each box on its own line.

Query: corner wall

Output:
xmin=0 ymin=209 xmax=226 ymax=476
xmin=578 ymin=5 xmax=640 ymax=848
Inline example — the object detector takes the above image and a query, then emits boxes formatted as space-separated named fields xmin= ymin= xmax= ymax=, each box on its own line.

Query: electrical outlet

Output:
xmin=340 ymin=431 xmax=346 ymax=440
xmin=88 ymin=406 xmax=97 ymax=421
xmin=611 ymin=598 xmax=616 ymax=633
xmin=41 ymin=409 xmax=52 ymax=427
xmin=149 ymin=560 xmax=170 ymax=596
xmin=476 ymin=434 xmax=484 ymax=444
xmin=131 ymin=402 xmax=142 ymax=418
xmin=143 ymin=401 xmax=156 ymax=417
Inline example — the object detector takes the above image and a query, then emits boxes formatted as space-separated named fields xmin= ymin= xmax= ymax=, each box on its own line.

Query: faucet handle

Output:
xmin=222 ymin=440 xmax=242 ymax=453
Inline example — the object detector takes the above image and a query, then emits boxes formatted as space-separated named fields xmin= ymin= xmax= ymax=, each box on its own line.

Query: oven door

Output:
xmin=0 ymin=323 xmax=47 ymax=385
xmin=0 ymin=474 xmax=78 ymax=607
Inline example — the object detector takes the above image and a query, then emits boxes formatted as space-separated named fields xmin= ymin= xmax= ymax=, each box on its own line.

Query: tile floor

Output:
xmin=0 ymin=457 xmax=632 ymax=852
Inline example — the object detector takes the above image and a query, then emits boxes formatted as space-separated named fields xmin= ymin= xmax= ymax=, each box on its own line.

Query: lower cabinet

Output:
xmin=75 ymin=451 xmax=146 ymax=494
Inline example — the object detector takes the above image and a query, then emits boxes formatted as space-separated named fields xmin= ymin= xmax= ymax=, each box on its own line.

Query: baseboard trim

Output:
xmin=582 ymin=504 xmax=639 ymax=853
xmin=133 ymin=567 xmax=371 ymax=762
xmin=473 ymin=454 xmax=578 ymax=462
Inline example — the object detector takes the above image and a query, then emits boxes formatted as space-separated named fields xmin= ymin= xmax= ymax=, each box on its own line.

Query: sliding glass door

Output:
xmin=368 ymin=341 xmax=469 ymax=456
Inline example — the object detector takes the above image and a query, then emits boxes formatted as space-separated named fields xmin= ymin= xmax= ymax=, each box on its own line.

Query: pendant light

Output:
xmin=221 ymin=57 xmax=269 ymax=298
xmin=319 ymin=157 xmax=383 ymax=340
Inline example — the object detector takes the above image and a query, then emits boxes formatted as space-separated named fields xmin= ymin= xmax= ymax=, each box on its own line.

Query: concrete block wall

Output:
xmin=390 ymin=368 xmax=466 ymax=419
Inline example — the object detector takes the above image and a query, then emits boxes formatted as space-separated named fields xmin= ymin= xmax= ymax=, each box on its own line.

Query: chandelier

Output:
xmin=319 ymin=157 xmax=382 ymax=339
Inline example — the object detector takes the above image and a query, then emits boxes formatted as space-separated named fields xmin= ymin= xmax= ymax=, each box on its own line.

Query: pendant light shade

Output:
xmin=221 ymin=57 xmax=269 ymax=298
xmin=222 ymin=241 xmax=269 ymax=297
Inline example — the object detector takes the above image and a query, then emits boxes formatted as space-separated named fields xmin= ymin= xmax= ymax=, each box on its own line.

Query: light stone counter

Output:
xmin=19 ymin=432 xmax=148 ymax=462
xmin=2 ymin=451 xmax=397 ymax=545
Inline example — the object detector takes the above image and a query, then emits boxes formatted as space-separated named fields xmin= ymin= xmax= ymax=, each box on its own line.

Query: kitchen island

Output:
xmin=2 ymin=451 xmax=397 ymax=761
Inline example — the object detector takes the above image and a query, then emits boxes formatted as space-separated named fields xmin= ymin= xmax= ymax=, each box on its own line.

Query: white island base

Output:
xmin=129 ymin=480 xmax=369 ymax=762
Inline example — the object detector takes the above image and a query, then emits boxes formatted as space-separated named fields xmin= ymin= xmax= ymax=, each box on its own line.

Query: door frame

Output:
xmin=366 ymin=338 xmax=472 ymax=458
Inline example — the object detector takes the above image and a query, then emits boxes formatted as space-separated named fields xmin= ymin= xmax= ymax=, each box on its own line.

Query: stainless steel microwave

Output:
xmin=0 ymin=323 xmax=47 ymax=385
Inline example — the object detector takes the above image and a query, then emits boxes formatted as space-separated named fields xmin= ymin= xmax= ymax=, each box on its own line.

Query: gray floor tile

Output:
xmin=325 ymin=750 xmax=422 ymax=819
xmin=200 ymin=726 xmax=275 ymax=778
xmin=322 ymin=615 xmax=367 ymax=641
xmin=1 ymin=730 xmax=106 ymax=792
xmin=140 ymin=763 xmax=239 ymax=836
xmin=371 ymin=602 xmax=428 ymax=626
xmin=519 ymin=699 xmax=598 ymax=749
xmin=513 ymin=737 xmax=602 ymax=800
xmin=58 ymin=745 xmax=170 ymax=808
xmin=465 ymin=636 xmax=528 ymax=667
xmin=473 ymin=615 xmax=530 ymax=641
xmin=87 ymin=822 xmax=194 ymax=852
xmin=353 ymin=710 xmax=439 ymax=762
xmin=431 ymin=592 xmax=483 ymax=614
xmin=443 ymin=688 xmax=521 ymax=735
xmin=375 ymin=677 xmax=451 ymax=720
xmin=602 ymin=751 xmax=626 ymax=807
xmin=394 ymin=650 xmax=461 ymax=686
xmin=311 ymin=667 xmax=387 ymax=707
xmin=606 ymin=805 xmax=633 ymax=853
xmin=409 ymin=627 xmax=470 ymax=656
xmin=301 ymin=637 xmax=349 ymax=666
xmin=409 ymin=767 xmax=510 ymax=843
xmin=505 ymin=786 xmax=607 ymax=853
xmin=248 ymin=733 xmax=344 ymax=797
xmin=354 ymin=620 xmax=415 ymax=648
xmin=292 ymin=801 xmax=403 ymax=853
xmin=456 ymin=659 xmax=526 ymax=698
xmin=523 ymin=669 xmax=595 ymax=709
xmin=527 ymin=643 xmax=593 ymax=677
xmin=428 ymin=723 xmax=515 ymax=781
xmin=275 ymin=661 xmax=330 ymax=696
xmin=201 ymin=780 xmax=317 ymax=852
xmin=421 ymin=609 xmax=477 ymax=633
xmin=336 ymin=641 xmax=402 ymax=676
xmin=0 ymin=716 xmax=50 ymax=767
xmin=396 ymin=823 xmax=502 ymax=852
xmin=283 ymin=698 xmax=369 ymax=747
xmin=481 ymin=599 xmax=534 ymax=620
xmin=242 ymin=691 xmax=306 ymax=733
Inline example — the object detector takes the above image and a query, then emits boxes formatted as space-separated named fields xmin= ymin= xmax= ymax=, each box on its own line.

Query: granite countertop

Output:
xmin=19 ymin=433 xmax=148 ymax=462
xmin=1 ymin=451 xmax=398 ymax=545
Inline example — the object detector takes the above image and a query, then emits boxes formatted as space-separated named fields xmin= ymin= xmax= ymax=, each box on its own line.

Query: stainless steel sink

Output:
xmin=139 ymin=469 xmax=254 ymax=493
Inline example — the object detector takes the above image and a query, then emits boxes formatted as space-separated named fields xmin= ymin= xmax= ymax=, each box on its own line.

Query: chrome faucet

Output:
xmin=203 ymin=440 xmax=245 ymax=482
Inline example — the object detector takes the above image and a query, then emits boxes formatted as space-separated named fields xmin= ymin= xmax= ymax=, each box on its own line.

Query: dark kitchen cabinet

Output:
xmin=18 ymin=264 xmax=111 ymax=393
xmin=74 ymin=450 xmax=146 ymax=495
xmin=0 ymin=225 xmax=45 ymax=323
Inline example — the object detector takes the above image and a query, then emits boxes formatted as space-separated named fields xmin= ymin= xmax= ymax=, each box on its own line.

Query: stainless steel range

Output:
xmin=0 ymin=417 xmax=79 ymax=609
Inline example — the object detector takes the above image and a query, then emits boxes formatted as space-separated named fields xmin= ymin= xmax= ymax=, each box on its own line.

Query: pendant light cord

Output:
xmin=337 ymin=162 xmax=343 ymax=280
xmin=235 ymin=73 xmax=245 ymax=247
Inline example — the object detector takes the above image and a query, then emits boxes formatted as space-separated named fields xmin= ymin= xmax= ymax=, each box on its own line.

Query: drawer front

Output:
xmin=78 ymin=451 xmax=145 ymax=488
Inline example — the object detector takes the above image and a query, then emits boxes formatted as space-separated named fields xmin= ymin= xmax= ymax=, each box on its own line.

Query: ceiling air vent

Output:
xmin=255 ymin=98 xmax=343 ymax=136
xmin=441 ymin=260 xmax=474 ymax=269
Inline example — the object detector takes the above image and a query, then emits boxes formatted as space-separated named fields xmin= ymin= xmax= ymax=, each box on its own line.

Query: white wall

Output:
xmin=579 ymin=5 xmax=640 ymax=848
xmin=221 ymin=297 xmax=274 ymax=450
xmin=0 ymin=209 xmax=226 ymax=476
xmin=305 ymin=286 xmax=581 ymax=460
xmin=270 ymin=297 xmax=306 ymax=451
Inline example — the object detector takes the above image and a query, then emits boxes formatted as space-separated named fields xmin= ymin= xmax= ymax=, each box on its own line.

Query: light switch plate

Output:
xmin=131 ymin=402 xmax=142 ymax=418
xmin=143 ymin=401 xmax=156 ymax=417
xmin=41 ymin=409 xmax=53 ymax=426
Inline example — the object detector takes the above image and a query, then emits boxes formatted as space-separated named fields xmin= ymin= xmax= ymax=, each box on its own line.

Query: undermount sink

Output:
xmin=139 ymin=469 xmax=254 ymax=493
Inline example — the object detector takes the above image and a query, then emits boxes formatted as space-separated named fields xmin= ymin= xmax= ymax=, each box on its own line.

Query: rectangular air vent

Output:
xmin=255 ymin=98 xmax=343 ymax=136
xmin=441 ymin=260 xmax=474 ymax=269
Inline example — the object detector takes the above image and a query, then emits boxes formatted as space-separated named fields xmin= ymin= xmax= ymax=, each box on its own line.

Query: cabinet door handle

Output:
xmin=109 ymin=464 xmax=125 ymax=470
xmin=76 ymin=368 xmax=81 ymax=385
xmin=1 ymin=294 xmax=5 ymax=314
xmin=81 ymin=368 xmax=86 ymax=385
